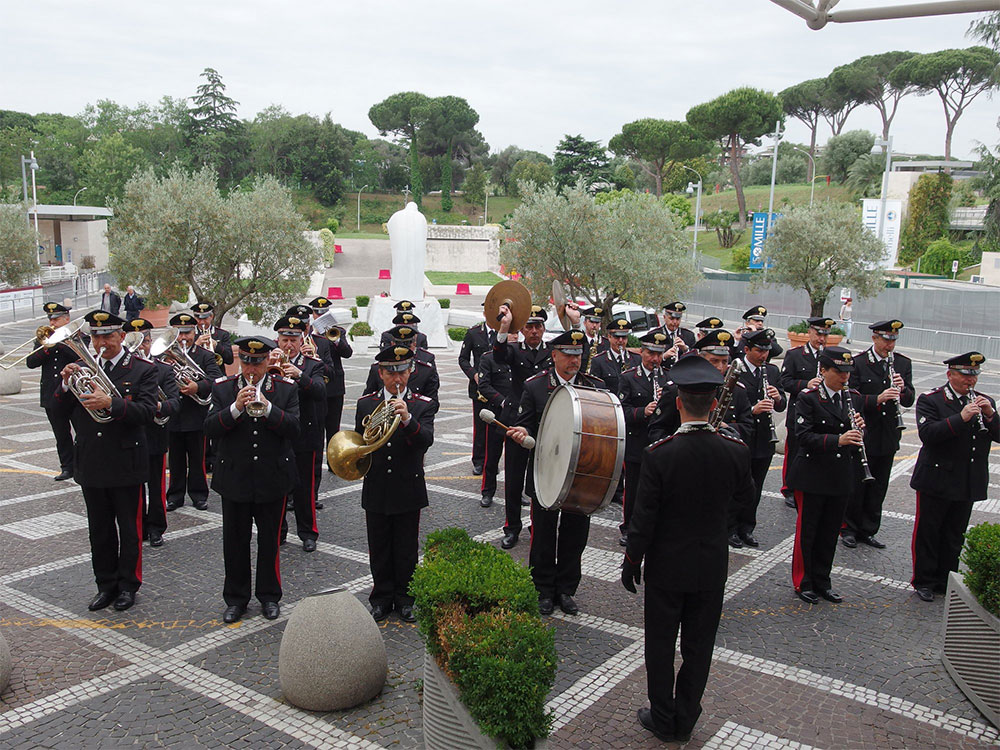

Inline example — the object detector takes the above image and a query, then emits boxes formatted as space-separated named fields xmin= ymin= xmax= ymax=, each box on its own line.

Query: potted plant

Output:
xmin=411 ymin=528 xmax=556 ymax=749
xmin=786 ymin=320 xmax=844 ymax=347
xmin=943 ymin=522 xmax=1000 ymax=728
xmin=348 ymin=321 xmax=373 ymax=352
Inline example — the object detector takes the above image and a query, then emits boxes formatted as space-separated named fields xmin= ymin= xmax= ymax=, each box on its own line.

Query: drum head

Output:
xmin=534 ymin=385 xmax=579 ymax=509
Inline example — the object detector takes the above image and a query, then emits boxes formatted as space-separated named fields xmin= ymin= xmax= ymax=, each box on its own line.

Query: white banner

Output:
xmin=862 ymin=199 xmax=902 ymax=268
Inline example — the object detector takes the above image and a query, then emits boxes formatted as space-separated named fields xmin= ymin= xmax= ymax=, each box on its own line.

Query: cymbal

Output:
xmin=484 ymin=280 xmax=532 ymax=333
xmin=551 ymin=279 xmax=573 ymax=331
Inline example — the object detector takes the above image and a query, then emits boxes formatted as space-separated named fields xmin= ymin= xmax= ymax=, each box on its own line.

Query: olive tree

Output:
xmin=0 ymin=203 xmax=38 ymax=287
xmin=502 ymin=183 xmax=700 ymax=318
xmin=761 ymin=202 xmax=886 ymax=317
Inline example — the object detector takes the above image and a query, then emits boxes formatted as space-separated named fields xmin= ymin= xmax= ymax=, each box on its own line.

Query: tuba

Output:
xmin=327 ymin=384 xmax=403 ymax=480
xmin=151 ymin=329 xmax=212 ymax=406
xmin=46 ymin=321 xmax=120 ymax=423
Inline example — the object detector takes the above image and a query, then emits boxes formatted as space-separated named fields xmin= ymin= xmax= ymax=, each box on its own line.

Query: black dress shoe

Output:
xmin=54 ymin=470 xmax=73 ymax=481
xmin=818 ymin=589 xmax=843 ymax=603
xmin=915 ymin=587 xmax=935 ymax=602
xmin=480 ymin=493 xmax=493 ymax=508
xmin=398 ymin=604 xmax=416 ymax=623
xmin=841 ymin=533 xmax=857 ymax=548
xmin=637 ymin=708 xmax=674 ymax=742
xmin=88 ymin=591 xmax=116 ymax=611
xmin=149 ymin=533 xmax=164 ymax=548
xmin=538 ymin=597 xmax=554 ymax=615
xmin=557 ymin=594 xmax=579 ymax=615
xmin=262 ymin=601 xmax=280 ymax=620
xmin=113 ymin=591 xmax=136 ymax=611
xmin=797 ymin=590 xmax=820 ymax=605
xmin=193 ymin=499 xmax=208 ymax=510
xmin=727 ymin=533 xmax=744 ymax=549
xmin=286 ymin=503 xmax=295 ymax=512
xmin=740 ymin=532 xmax=760 ymax=548
xmin=472 ymin=465 xmax=484 ymax=476
xmin=166 ymin=501 xmax=181 ymax=511
xmin=315 ymin=502 xmax=324 ymax=510
xmin=784 ymin=494 xmax=797 ymax=509
xmin=501 ymin=532 xmax=518 ymax=550
xmin=303 ymin=538 xmax=317 ymax=552
xmin=619 ymin=533 xmax=628 ymax=547
xmin=520 ymin=495 xmax=531 ymax=507
xmin=371 ymin=602 xmax=392 ymax=621
xmin=279 ymin=536 xmax=287 ymax=546
xmin=223 ymin=605 xmax=246 ymax=623
xmin=932 ymin=582 xmax=948 ymax=594
xmin=860 ymin=535 xmax=886 ymax=549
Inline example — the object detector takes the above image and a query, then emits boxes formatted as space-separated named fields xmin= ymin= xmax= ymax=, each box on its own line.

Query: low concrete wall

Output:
xmin=426 ymin=225 xmax=500 ymax=273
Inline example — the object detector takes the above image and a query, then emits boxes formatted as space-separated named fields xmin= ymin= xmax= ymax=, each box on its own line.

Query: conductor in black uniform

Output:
xmin=779 ymin=316 xmax=834 ymax=507
xmin=617 ymin=329 xmax=672 ymax=546
xmin=910 ymin=352 xmax=998 ymax=601
xmin=26 ymin=301 xmax=81 ymax=481
xmin=787 ymin=346 xmax=872 ymax=605
xmin=206 ymin=336 xmax=300 ymax=623
xmin=588 ymin=318 xmax=639 ymax=397
xmin=358 ymin=345 xmax=436 ymax=623
xmin=54 ymin=310 xmax=159 ymax=612
xmin=734 ymin=328 xmax=786 ymax=547
xmin=459 ymin=311 xmax=494 ymax=475
xmin=506 ymin=329 xmax=605 ymax=616
xmin=622 ymin=355 xmax=754 ymax=743
xmin=843 ymin=320 xmax=914 ymax=549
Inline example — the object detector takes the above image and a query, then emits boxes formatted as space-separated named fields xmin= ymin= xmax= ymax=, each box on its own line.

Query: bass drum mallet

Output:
xmin=479 ymin=409 xmax=535 ymax=449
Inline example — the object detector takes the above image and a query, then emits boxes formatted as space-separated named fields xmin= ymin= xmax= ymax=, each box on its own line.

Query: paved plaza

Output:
xmin=1 ymin=301 xmax=999 ymax=749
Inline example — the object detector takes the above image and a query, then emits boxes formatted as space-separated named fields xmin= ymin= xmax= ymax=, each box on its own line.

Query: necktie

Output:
xmin=104 ymin=360 xmax=114 ymax=376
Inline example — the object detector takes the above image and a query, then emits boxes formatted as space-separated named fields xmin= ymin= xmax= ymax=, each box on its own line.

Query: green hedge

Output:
xmin=356 ymin=295 xmax=370 ymax=307
xmin=410 ymin=529 xmax=555 ymax=749
xmin=962 ymin=522 xmax=1000 ymax=617
xmin=350 ymin=306 xmax=358 ymax=319
xmin=439 ymin=297 xmax=451 ymax=309
xmin=448 ymin=326 xmax=468 ymax=342
xmin=787 ymin=319 xmax=846 ymax=336
xmin=349 ymin=321 xmax=372 ymax=338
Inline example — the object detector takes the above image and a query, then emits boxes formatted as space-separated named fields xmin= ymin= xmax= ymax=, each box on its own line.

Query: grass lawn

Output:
xmin=335 ymin=232 xmax=389 ymax=240
xmin=425 ymin=271 xmax=503 ymax=285
xmin=697 ymin=182 xmax=850 ymax=215
xmin=692 ymin=229 xmax=751 ymax=272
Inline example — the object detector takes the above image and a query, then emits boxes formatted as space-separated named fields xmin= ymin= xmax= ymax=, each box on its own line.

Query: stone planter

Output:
xmin=350 ymin=335 xmax=373 ymax=354
xmin=786 ymin=332 xmax=842 ymax=347
xmin=142 ymin=305 xmax=171 ymax=328
xmin=942 ymin=571 xmax=999 ymax=728
xmin=423 ymin=651 xmax=547 ymax=750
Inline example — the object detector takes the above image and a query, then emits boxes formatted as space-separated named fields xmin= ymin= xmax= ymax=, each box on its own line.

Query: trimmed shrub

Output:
xmin=788 ymin=319 xmax=846 ymax=336
xmin=439 ymin=298 xmax=451 ymax=309
xmin=961 ymin=522 xmax=1000 ymax=617
xmin=356 ymin=295 xmax=370 ymax=307
xmin=325 ymin=217 xmax=340 ymax=233
xmin=448 ymin=326 xmax=468 ymax=342
xmin=350 ymin=306 xmax=358 ymax=319
xmin=410 ymin=529 xmax=555 ymax=749
xmin=348 ymin=321 xmax=372 ymax=339
xmin=730 ymin=245 xmax=751 ymax=270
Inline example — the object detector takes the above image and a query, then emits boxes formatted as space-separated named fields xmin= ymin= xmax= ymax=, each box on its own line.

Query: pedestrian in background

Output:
xmin=840 ymin=297 xmax=853 ymax=343
xmin=123 ymin=286 xmax=145 ymax=321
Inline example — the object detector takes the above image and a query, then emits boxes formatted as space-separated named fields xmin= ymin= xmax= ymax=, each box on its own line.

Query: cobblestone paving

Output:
xmin=1 ymin=311 xmax=999 ymax=748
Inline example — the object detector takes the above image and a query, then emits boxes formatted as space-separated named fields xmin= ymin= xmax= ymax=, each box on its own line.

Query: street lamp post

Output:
xmin=357 ymin=185 xmax=368 ymax=232
xmin=74 ymin=187 xmax=88 ymax=206
xmin=680 ymin=165 xmax=703 ymax=262
xmin=873 ymin=136 xmax=894 ymax=244
xmin=20 ymin=153 xmax=38 ymax=229
xmin=787 ymin=145 xmax=817 ymax=206
xmin=766 ymin=121 xmax=783 ymax=221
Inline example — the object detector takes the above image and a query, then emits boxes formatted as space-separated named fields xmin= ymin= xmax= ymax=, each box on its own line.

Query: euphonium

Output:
xmin=327 ymin=384 xmax=403 ymax=480
xmin=127 ymin=332 xmax=170 ymax=427
xmin=45 ymin=321 xmax=120 ymax=423
xmin=151 ymin=329 xmax=212 ymax=406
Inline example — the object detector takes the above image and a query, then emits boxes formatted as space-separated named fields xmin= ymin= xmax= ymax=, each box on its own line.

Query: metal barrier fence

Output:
xmin=0 ymin=272 xmax=113 ymax=323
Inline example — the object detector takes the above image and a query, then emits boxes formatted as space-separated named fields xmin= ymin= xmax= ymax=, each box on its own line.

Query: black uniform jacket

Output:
xmin=581 ymin=334 xmax=610 ymax=374
xmin=459 ymin=322 xmax=494 ymax=399
xmin=787 ymin=386 xmax=875 ymax=496
xmin=357 ymin=390 xmax=435 ymax=515
xmin=850 ymin=348 xmax=914 ymax=456
xmin=26 ymin=338 xmax=84 ymax=407
xmin=203 ymin=326 xmax=234 ymax=366
xmin=51 ymin=351 xmax=159 ymax=487
xmin=779 ymin=344 xmax=822 ymax=428
xmin=365 ymin=359 xmax=439 ymax=404
xmin=167 ymin=344 xmax=223 ymax=432
xmin=665 ymin=326 xmax=696 ymax=351
xmin=647 ymin=379 xmax=753 ymax=445
xmin=589 ymin=349 xmax=640 ymax=398
xmin=205 ymin=374 xmax=300 ymax=503
xmin=626 ymin=425 xmax=754 ymax=592
xmin=147 ymin=359 xmax=181 ymax=455
xmin=737 ymin=358 xmax=786 ymax=459
xmin=493 ymin=338 xmax=553 ymax=399
xmin=289 ymin=355 xmax=328 ymax=452
xmin=380 ymin=329 xmax=429 ymax=350
xmin=619 ymin=365 xmax=673 ymax=463
xmin=315 ymin=332 xmax=353 ymax=397
xmin=910 ymin=385 xmax=999 ymax=502
xmin=476 ymin=351 xmax=515 ymax=423
xmin=514 ymin=370 xmax=606 ymax=436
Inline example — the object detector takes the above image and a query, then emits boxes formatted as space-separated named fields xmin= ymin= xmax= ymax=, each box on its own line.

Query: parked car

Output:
xmin=541 ymin=301 xmax=659 ymax=341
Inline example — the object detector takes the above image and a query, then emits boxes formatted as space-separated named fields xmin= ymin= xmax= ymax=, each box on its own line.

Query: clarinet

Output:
xmin=970 ymin=389 xmax=989 ymax=432
xmin=886 ymin=351 xmax=905 ymax=431
xmin=760 ymin=364 xmax=779 ymax=444
xmin=845 ymin=390 xmax=875 ymax=483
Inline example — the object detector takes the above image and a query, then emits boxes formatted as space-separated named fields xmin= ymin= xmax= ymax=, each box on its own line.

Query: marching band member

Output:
xmin=910 ymin=352 xmax=998 ymax=602
xmin=377 ymin=301 xmax=429 ymax=349
xmin=693 ymin=316 xmax=725 ymax=342
xmin=358 ymin=345 xmax=436 ymax=623
xmin=191 ymin=302 xmax=234 ymax=367
xmin=26 ymin=301 xmax=82 ymax=481
xmin=622 ymin=355 xmax=754 ymax=744
xmin=507 ymin=329 xmax=606 ymax=616
xmin=475 ymin=349 xmax=512 ymax=509
xmin=617 ymin=329 xmax=672 ymax=546
xmin=580 ymin=305 xmax=610 ymax=373
xmin=735 ymin=328 xmax=786 ymax=547
xmin=54 ymin=311 xmax=158 ymax=612
xmin=307 ymin=297 xmax=353 ymax=441
xmin=843 ymin=320 xmax=914 ymax=549
xmin=273 ymin=315 xmax=328 ymax=552
xmin=165 ymin=313 xmax=223 ymax=511
xmin=206 ymin=336 xmax=299 ymax=623
xmin=365 ymin=325 xmax=439 ymax=404
xmin=661 ymin=302 xmax=695 ymax=357
xmin=459 ymin=308 xmax=495 ymax=476
xmin=733 ymin=304 xmax=768 ymax=354
xmin=588 ymin=318 xmax=640 ymax=397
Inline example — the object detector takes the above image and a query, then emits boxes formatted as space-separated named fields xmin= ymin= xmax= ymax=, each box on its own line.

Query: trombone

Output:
xmin=0 ymin=325 xmax=56 ymax=370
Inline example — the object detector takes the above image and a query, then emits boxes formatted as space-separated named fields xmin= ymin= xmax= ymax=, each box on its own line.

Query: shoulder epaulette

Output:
xmin=214 ymin=374 xmax=236 ymax=384
xmin=718 ymin=432 xmax=748 ymax=446
xmin=622 ymin=366 xmax=639 ymax=376
xmin=304 ymin=355 xmax=322 ymax=362
xmin=413 ymin=394 xmax=433 ymax=402
xmin=802 ymin=386 xmax=819 ymax=394
xmin=736 ymin=381 xmax=747 ymax=389
xmin=276 ymin=375 xmax=295 ymax=384
xmin=360 ymin=391 xmax=381 ymax=400
xmin=525 ymin=372 xmax=546 ymax=383
xmin=647 ymin=435 xmax=675 ymax=450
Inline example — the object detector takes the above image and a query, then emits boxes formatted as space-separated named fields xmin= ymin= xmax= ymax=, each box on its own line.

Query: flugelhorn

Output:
xmin=327 ymin=384 xmax=403 ymax=480
xmin=0 ymin=324 xmax=56 ymax=370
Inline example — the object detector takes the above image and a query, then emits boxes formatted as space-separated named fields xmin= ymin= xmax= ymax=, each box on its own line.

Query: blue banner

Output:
xmin=749 ymin=212 xmax=778 ymax=269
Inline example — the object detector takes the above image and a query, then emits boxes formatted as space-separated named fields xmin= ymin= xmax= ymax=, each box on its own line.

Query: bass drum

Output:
xmin=533 ymin=384 xmax=625 ymax=515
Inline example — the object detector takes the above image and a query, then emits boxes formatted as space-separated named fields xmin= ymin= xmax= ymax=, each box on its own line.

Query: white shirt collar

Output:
xmin=555 ymin=371 xmax=576 ymax=386
xmin=101 ymin=347 xmax=127 ymax=370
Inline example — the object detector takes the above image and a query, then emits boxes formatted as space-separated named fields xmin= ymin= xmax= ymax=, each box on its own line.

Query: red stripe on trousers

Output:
xmin=159 ymin=455 xmax=168 ymax=515
xmin=310 ymin=451 xmax=318 ymax=534
xmin=620 ymin=460 xmax=627 ymax=529
xmin=781 ymin=439 xmax=790 ymax=493
xmin=200 ymin=435 xmax=208 ymax=485
xmin=135 ymin=486 xmax=144 ymax=584
xmin=910 ymin=492 xmax=921 ymax=585
xmin=275 ymin=496 xmax=286 ymax=586
xmin=791 ymin=490 xmax=805 ymax=591
xmin=480 ymin=427 xmax=490 ymax=492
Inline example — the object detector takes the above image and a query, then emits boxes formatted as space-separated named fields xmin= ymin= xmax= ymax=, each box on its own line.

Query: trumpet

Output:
xmin=300 ymin=334 xmax=317 ymax=358
xmin=844 ymin=391 xmax=875 ymax=483
xmin=886 ymin=351 xmax=905 ymax=431
xmin=246 ymin=372 xmax=268 ymax=418
xmin=150 ymin=329 xmax=212 ymax=406
xmin=0 ymin=324 xmax=56 ymax=370
xmin=46 ymin=322 xmax=120 ymax=423
xmin=267 ymin=349 xmax=289 ymax=377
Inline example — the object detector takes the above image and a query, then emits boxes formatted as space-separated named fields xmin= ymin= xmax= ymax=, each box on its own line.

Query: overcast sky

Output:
xmin=5 ymin=1 xmax=998 ymax=161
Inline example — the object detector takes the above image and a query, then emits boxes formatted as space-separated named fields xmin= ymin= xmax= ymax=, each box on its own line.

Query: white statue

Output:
xmin=387 ymin=202 xmax=427 ymax=301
